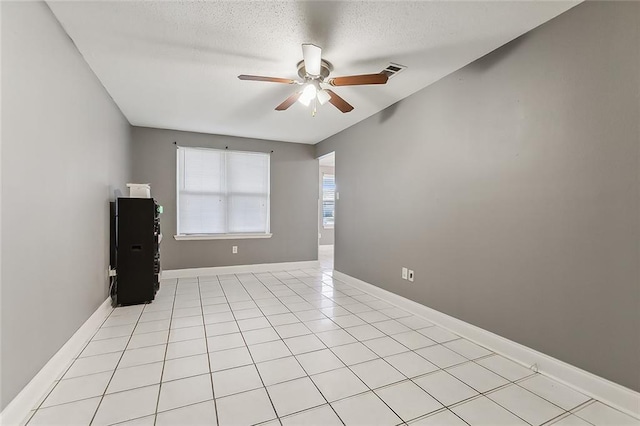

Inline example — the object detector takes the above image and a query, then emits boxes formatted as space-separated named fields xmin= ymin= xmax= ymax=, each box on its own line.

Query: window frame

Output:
xmin=175 ymin=146 xmax=272 ymax=241
xmin=321 ymin=172 xmax=335 ymax=230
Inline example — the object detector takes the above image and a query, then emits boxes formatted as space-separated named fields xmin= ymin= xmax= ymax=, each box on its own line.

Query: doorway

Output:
xmin=318 ymin=152 xmax=335 ymax=270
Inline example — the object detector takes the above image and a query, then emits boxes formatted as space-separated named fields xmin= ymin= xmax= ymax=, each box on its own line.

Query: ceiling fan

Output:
xmin=238 ymin=44 xmax=389 ymax=115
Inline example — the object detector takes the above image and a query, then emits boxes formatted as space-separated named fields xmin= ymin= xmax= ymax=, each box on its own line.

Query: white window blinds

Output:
xmin=177 ymin=147 xmax=270 ymax=235
xmin=322 ymin=174 xmax=335 ymax=228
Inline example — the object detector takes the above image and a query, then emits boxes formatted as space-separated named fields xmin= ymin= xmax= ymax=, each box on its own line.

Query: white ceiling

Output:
xmin=47 ymin=1 xmax=579 ymax=145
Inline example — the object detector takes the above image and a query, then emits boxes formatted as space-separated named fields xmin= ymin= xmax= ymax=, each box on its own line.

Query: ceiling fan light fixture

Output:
xmin=298 ymin=83 xmax=317 ymax=106
xmin=299 ymin=96 xmax=312 ymax=107
xmin=316 ymin=89 xmax=331 ymax=105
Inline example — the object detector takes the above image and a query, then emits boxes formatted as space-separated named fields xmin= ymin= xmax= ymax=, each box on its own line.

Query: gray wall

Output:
xmin=316 ymin=1 xmax=639 ymax=391
xmin=131 ymin=127 xmax=318 ymax=270
xmin=319 ymin=165 xmax=335 ymax=246
xmin=1 ymin=1 xmax=132 ymax=409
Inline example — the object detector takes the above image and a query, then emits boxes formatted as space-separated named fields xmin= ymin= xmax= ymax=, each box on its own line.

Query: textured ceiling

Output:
xmin=47 ymin=1 xmax=580 ymax=144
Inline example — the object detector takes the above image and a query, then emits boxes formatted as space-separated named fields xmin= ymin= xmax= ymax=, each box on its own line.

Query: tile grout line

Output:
xmin=297 ymin=272 xmax=426 ymax=425
xmin=312 ymin=271 xmax=577 ymax=424
xmin=246 ymin=270 xmax=549 ymax=425
xmin=238 ymin=272 xmax=345 ymax=426
xmin=409 ymin=407 xmax=472 ymax=426
xmin=324 ymin=274 xmax=567 ymax=424
xmin=539 ymin=409 xmax=595 ymax=426
xmin=235 ymin=270 xmax=454 ymax=424
xmin=197 ymin=276 xmax=221 ymax=426
xmin=286 ymin=271 xmax=567 ymax=425
xmin=566 ymin=400 xmax=599 ymax=426
xmin=216 ymin=274 xmax=282 ymax=425
xmin=437 ymin=355 xmax=575 ymax=424
xmin=152 ymin=277 xmax=178 ymax=426
xmin=541 ymin=411 xmax=579 ymax=426
xmin=254 ymin=270 xmax=453 ymax=424
xmin=507 ymin=375 xmax=585 ymax=419
xmin=86 ymin=305 xmax=147 ymax=426
xmin=288 ymin=277 xmax=412 ymax=417
xmin=262 ymin=272 xmax=388 ymax=422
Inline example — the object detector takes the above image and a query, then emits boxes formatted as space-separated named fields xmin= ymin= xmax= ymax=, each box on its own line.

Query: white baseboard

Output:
xmin=0 ymin=298 xmax=113 ymax=426
xmin=333 ymin=270 xmax=640 ymax=419
xmin=161 ymin=260 xmax=321 ymax=279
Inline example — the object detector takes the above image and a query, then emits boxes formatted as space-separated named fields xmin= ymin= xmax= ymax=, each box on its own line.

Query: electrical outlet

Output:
xmin=401 ymin=267 xmax=408 ymax=280
xmin=232 ymin=246 xmax=238 ymax=254
xmin=408 ymin=270 xmax=414 ymax=282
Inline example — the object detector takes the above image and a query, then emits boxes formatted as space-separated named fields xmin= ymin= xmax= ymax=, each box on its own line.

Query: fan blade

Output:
xmin=328 ymin=73 xmax=389 ymax=86
xmin=302 ymin=44 xmax=322 ymax=76
xmin=326 ymin=90 xmax=354 ymax=113
xmin=275 ymin=92 xmax=302 ymax=111
xmin=238 ymin=75 xmax=297 ymax=84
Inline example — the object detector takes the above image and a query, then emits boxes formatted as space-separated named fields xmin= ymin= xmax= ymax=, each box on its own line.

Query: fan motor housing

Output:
xmin=297 ymin=59 xmax=333 ymax=80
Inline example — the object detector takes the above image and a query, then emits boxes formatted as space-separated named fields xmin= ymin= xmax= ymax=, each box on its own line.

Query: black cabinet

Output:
xmin=112 ymin=197 xmax=161 ymax=306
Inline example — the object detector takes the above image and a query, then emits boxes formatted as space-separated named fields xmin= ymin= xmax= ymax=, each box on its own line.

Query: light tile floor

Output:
xmin=24 ymin=265 xmax=639 ymax=426
xmin=319 ymin=245 xmax=333 ymax=271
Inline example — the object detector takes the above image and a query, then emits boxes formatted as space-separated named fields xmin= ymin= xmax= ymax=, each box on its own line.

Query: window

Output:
xmin=176 ymin=146 xmax=270 ymax=239
xmin=322 ymin=173 xmax=335 ymax=228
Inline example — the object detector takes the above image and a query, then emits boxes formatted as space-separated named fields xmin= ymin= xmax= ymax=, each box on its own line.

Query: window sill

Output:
xmin=174 ymin=233 xmax=273 ymax=241
xmin=323 ymin=226 xmax=334 ymax=230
